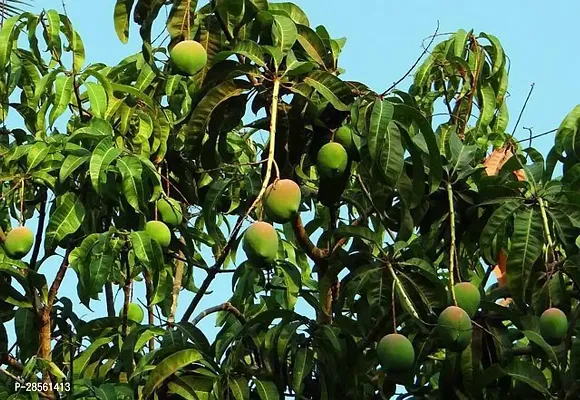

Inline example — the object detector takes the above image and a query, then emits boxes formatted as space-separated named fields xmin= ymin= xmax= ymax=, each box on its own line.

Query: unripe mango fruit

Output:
xmin=120 ymin=303 xmax=144 ymax=324
xmin=170 ymin=40 xmax=207 ymax=76
xmin=3 ymin=226 xmax=34 ymax=259
xmin=540 ymin=308 xmax=568 ymax=345
xmin=145 ymin=221 xmax=171 ymax=247
xmin=242 ymin=221 xmax=278 ymax=264
xmin=334 ymin=126 xmax=354 ymax=152
xmin=453 ymin=282 xmax=481 ymax=317
xmin=263 ymin=179 xmax=301 ymax=224
xmin=157 ymin=198 xmax=183 ymax=226
xmin=376 ymin=333 xmax=415 ymax=373
xmin=317 ymin=142 xmax=348 ymax=179
xmin=436 ymin=306 xmax=472 ymax=352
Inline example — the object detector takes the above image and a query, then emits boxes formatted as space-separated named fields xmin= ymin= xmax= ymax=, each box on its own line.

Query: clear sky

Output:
xmin=5 ymin=0 xmax=580 ymax=391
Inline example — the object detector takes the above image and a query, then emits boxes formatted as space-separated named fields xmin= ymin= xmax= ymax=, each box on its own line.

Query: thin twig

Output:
xmin=510 ymin=83 xmax=535 ymax=136
xmin=380 ymin=21 xmax=440 ymax=97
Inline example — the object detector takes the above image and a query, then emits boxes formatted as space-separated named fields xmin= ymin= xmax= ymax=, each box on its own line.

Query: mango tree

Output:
xmin=1 ymin=1 xmax=580 ymax=399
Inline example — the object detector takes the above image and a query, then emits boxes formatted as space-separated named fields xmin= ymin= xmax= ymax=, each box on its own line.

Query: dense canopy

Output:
xmin=1 ymin=1 xmax=580 ymax=399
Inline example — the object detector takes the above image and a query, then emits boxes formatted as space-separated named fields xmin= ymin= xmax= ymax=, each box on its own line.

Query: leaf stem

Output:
xmin=386 ymin=262 xmax=421 ymax=321
xmin=447 ymin=182 xmax=458 ymax=306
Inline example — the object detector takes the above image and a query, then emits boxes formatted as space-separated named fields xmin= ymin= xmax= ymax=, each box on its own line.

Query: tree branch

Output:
xmin=168 ymin=238 xmax=185 ymax=327
xmin=191 ymin=302 xmax=245 ymax=326
xmin=291 ymin=214 xmax=327 ymax=264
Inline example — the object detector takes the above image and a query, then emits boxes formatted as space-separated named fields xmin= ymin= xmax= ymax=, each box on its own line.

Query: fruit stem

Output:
xmin=180 ymin=79 xmax=280 ymax=322
xmin=391 ymin=279 xmax=397 ymax=331
xmin=19 ymin=179 xmax=24 ymax=226
xmin=247 ymin=78 xmax=280 ymax=214
xmin=447 ymin=181 xmax=458 ymax=306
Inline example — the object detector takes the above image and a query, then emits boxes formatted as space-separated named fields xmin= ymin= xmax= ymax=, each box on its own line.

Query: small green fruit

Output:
xmin=3 ymin=226 xmax=34 ymax=259
xmin=376 ymin=333 xmax=415 ymax=373
xmin=242 ymin=221 xmax=279 ymax=264
xmin=157 ymin=198 xmax=183 ymax=226
xmin=120 ymin=303 xmax=144 ymax=324
xmin=170 ymin=40 xmax=207 ymax=76
xmin=317 ymin=142 xmax=348 ymax=179
xmin=263 ymin=179 xmax=302 ymax=224
xmin=540 ymin=308 xmax=568 ymax=345
xmin=437 ymin=306 xmax=472 ymax=352
xmin=145 ymin=221 xmax=171 ymax=247
xmin=334 ymin=126 xmax=354 ymax=151
xmin=453 ymin=282 xmax=481 ymax=317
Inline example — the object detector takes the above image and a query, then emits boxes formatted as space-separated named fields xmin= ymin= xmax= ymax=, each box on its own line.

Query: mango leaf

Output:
xmin=521 ymin=330 xmax=558 ymax=365
xmin=296 ymin=24 xmax=326 ymax=66
xmin=368 ymin=100 xmax=404 ymax=186
xmin=229 ymin=376 xmax=250 ymax=400
xmin=292 ymin=347 xmax=314 ymax=394
xmin=269 ymin=2 xmax=309 ymax=26
xmin=130 ymin=231 xmax=164 ymax=272
xmin=45 ymin=192 xmax=86 ymax=252
xmin=187 ymin=80 xmax=250 ymax=147
xmin=142 ymin=349 xmax=203 ymax=397
xmin=253 ymin=379 xmax=280 ymax=400
xmin=114 ymin=0 xmax=135 ymax=43
xmin=26 ymin=142 xmax=49 ymax=172
xmin=392 ymin=103 xmax=443 ymax=193
xmin=555 ymin=104 xmax=580 ymax=157
xmin=476 ymin=81 xmax=496 ymax=133
xmin=14 ymin=308 xmax=38 ymax=362
xmin=214 ymin=40 xmax=266 ymax=67
xmin=303 ymin=71 xmax=353 ymax=111
xmin=59 ymin=153 xmax=90 ymax=182
xmin=0 ymin=16 xmax=21 ymax=76
xmin=90 ymin=137 xmax=122 ymax=193
xmin=60 ymin=14 xmax=86 ymax=72
xmin=271 ymin=15 xmax=297 ymax=61
xmin=480 ymin=32 xmax=504 ymax=76
xmin=84 ymin=82 xmax=108 ymax=119
xmin=507 ymin=207 xmax=543 ymax=306
xmin=117 ymin=156 xmax=145 ymax=212
xmin=166 ymin=0 xmax=198 ymax=38
xmin=216 ymin=0 xmax=245 ymax=38
xmin=88 ymin=252 xmax=114 ymax=300
xmin=74 ymin=336 xmax=115 ymax=378
xmin=479 ymin=199 xmax=523 ymax=264
xmin=49 ymin=75 xmax=73 ymax=126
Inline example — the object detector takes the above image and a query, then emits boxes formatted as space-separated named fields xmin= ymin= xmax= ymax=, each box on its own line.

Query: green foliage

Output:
xmin=0 ymin=2 xmax=578 ymax=399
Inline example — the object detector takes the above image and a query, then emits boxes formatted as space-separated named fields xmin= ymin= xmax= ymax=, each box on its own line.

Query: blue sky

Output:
xmin=5 ymin=0 xmax=580 ymax=391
